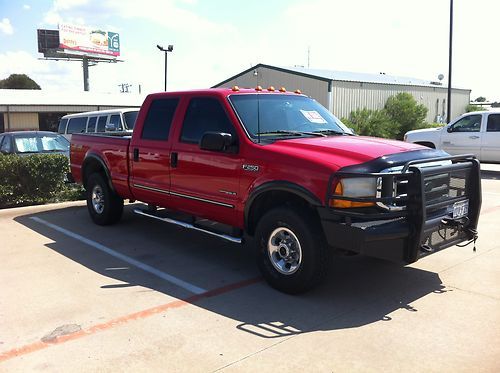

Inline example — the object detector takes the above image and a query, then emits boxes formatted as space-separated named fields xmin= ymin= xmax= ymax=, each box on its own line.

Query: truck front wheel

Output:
xmin=255 ymin=207 xmax=328 ymax=294
xmin=86 ymin=173 xmax=123 ymax=225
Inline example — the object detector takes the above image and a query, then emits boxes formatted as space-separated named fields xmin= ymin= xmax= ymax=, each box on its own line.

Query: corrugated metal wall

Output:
xmin=215 ymin=67 xmax=330 ymax=107
xmin=215 ymin=67 xmax=471 ymax=124
xmin=332 ymin=81 xmax=470 ymax=122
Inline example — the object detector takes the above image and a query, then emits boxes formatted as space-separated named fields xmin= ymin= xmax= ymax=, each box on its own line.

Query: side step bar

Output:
xmin=133 ymin=208 xmax=242 ymax=244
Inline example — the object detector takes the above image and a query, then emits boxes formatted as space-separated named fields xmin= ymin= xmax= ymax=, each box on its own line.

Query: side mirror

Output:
xmin=447 ymin=126 xmax=453 ymax=133
xmin=349 ymin=127 xmax=356 ymax=135
xmin=105 ymin=123 xmax=118 ymax=132
xmin=200 ymin=132 xmax=236 ymax=152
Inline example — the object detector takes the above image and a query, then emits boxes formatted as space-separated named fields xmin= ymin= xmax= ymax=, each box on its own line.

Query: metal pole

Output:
xmin=83 ymin=57 xmax=90 ymax=91
xmin=446 ymin=0 xmax=453 ymax=123
xmin=164 ymin=52 xmax=167 ymax=91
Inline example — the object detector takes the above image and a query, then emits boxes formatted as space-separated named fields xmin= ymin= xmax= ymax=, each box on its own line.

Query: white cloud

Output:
xmin=0 ymin=51 xmax=81 ymax=92
xmin=0 ymin=18 xmax=14 ymax=35
xmin=23 ymin=4 xmax=31 ymax=10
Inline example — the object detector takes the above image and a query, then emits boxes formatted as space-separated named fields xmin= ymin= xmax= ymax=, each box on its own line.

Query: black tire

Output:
xmin=255 ymin=207 xmax=329 ymax=294
xmin=86 ymin=173 xmax=123 ymax=225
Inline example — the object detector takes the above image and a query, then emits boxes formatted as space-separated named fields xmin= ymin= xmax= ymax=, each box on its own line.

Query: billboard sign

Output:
xmin=58 ymin=23 xmax=120 ymax=58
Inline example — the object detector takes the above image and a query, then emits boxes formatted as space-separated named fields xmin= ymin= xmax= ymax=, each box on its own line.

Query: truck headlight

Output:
xmin=330 ymin=177 xmax=377 ymax=208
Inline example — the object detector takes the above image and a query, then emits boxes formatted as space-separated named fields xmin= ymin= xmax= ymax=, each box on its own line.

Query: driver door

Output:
xmin=440 ymin=114 xmax=483 ymax=157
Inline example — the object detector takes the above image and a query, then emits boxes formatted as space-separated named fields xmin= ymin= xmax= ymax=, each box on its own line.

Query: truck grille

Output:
xmin=424 ymin=167 xmax=469 ymax=214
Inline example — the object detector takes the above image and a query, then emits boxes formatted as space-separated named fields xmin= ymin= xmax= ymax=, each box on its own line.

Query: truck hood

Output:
xmin=405 ymin=127 xmax=444 ymax=136
xmin=267 ymin=135 xmax=426 ymax=169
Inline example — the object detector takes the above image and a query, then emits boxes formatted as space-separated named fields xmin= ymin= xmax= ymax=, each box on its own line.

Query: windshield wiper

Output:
xmin=313 ymin=129 xmax=352 ymax=136
xmin=257 ymin=130 xmax=326 ymax=137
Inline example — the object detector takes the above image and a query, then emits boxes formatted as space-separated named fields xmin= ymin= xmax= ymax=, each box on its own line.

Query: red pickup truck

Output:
xmin=70 ymin=87 xmax=481 ymax=293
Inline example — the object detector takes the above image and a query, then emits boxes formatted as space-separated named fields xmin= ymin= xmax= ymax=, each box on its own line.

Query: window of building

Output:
xmin=39 ymin=113 xmax=67 ymax=132
xmin=141 ymin=98 xmax=179 ymax=141
xmin=180 ymin=97 xmax=235 ymax=143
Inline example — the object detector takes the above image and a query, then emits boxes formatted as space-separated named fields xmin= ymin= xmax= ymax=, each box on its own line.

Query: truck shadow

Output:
xmin=16 ymin=204 xmax=446 ymax=339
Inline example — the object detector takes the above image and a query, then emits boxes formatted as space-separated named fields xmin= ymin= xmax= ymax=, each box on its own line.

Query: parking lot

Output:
xmin=1 ymin=165 xmax=499 ymax=372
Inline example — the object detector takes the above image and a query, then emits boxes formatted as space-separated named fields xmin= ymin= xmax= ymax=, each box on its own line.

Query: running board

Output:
xmin=133 ymin=208 xmax=242 ymax=244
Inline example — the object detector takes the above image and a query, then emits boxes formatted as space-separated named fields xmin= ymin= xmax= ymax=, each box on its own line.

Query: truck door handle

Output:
xmin=469 ymin=135 xmax=480 ymax=139
xmin=133 ymin=148 xmax=139 ymax=162
xmin=443 ymin=141 xmax=451 ymax=145
xmin=171 ymin=152 xmax=178 ymax=168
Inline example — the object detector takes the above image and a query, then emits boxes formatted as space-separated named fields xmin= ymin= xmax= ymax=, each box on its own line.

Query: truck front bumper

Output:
xmin=319 ymin=155 xmax=481 ymax=264
xmin=318 ymin=208 xmax=475 ymax=263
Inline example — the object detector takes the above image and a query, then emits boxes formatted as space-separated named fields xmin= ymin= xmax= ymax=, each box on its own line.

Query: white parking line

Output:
xmin=30 ymin=217 xmax=207 ymax=295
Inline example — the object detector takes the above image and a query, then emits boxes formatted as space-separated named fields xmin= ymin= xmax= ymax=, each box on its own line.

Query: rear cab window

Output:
xmin=487 ymin=114 xmax=500 ymax=132
xmin=123 ymin=111 xmax=139 ymax=130
xmin=141 ymin=98 xmax=179 ymax=141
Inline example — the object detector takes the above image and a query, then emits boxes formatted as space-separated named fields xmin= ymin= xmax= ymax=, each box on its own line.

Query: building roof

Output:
xmin=0 ymin=89 xmax=146 ymax=107
xmin=213 ymin=63 xmax=470 ymax=91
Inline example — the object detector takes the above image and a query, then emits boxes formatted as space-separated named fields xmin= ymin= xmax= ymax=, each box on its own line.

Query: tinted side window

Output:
xmin=451 ymin=115 xmax=481 ymax=133
xmin=109 ymin=114 xmax=121 ymax=130
xmin=86 ymin=117 xmax=97 ymax=132
xmin=180 ymin=97 xmax=235 ymax=144
xmin=0 ymin=135 xmax=11 ymax=153
xmin=58 ymin=118 xmax=68 ymax=134
xmin=67 ymin=117 xmax=88 ymax=134
xmin=141 ymin=98 xmax=179 ymax=141
xmin=96 ymin=116 xmax=107 ymax=132
xmin=487 ymin=114 xmax=500 ymax=132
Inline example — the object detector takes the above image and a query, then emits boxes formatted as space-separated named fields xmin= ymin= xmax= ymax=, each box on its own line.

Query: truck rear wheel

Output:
xmin=255 ymin=207 xmax=328 ymax=294
xmin=86 ymin=173 xmax=123 ymax=225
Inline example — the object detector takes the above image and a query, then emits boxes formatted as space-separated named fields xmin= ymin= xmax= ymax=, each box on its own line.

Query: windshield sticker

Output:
xmin=300 ymin=110 xmax=327 ymax=124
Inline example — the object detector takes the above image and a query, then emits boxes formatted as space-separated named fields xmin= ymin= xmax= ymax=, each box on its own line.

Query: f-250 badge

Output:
xmin=242 ymin=164 xmax=259 ymax=172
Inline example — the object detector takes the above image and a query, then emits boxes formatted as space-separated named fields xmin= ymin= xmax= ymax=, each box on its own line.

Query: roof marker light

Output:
xmin=267 ymin=86 xmax=275 ymax=92
xmin=294 ymin=89 xmax=302 ymax=94
xmin=255 ymin=85 xmax=263 ymax=91
xmin=231 ymin=85 xmax=240 ymax=91
xmin=279 ymin=87 xmax=286 ymax=92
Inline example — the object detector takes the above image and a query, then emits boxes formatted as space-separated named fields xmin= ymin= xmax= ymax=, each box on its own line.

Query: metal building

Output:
xmin=213 ymin=64 xmax=471 ymax=123
xmin=0 ymin=89 xmax=143 ymax=133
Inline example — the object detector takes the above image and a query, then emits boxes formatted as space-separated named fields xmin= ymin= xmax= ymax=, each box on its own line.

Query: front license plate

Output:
xmin=453 ymin=200 xmax=469 ymax=219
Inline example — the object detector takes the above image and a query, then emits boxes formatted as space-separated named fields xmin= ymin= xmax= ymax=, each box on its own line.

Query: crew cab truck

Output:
xmin=70 ymin=87 xmax=481 ymax=294
xmin=404 ymin=110 xmax=500 ymax=163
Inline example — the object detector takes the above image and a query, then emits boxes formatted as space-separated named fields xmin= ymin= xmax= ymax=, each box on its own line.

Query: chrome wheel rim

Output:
xmin=267 ymin=227 xmax=302 ymax=275
xmin=91 ymin=185 xmax=104 ymax=214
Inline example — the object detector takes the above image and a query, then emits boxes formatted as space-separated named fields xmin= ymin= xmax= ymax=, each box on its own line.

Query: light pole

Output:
xmin=447 ymin=0 xmax=453 ymax=123
xmin=157 ymin=44 xmax=173 ymax=91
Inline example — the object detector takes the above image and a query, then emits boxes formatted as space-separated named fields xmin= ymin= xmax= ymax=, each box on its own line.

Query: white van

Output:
xmin=58 ymin=108 xmax=139 ymax=140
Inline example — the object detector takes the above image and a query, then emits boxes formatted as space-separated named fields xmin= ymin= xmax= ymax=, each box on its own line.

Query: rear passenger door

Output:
xmin=481 ymin=113 xmax=500 ymax=162
xmin=169 ymin=96 xmax=241 ymax=226
xmin=129 ymin=97 xmax=180 ymax=206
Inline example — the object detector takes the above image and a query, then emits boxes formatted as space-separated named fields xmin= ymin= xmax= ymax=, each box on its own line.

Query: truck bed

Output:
xmin=70 ymin=133 xmax=132 ymax=198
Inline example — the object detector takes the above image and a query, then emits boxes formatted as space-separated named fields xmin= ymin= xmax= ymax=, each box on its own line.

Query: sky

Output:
xmin=0 ymin=0 xmax=499 ymax=101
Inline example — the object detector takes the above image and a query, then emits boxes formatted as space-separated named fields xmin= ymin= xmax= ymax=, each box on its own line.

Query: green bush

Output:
xmin=465 ymin=104 xmax=483 ymax=112
xmin=0 ymin=154 xmax=84 ymax=209
xmin=384 ymin=92 xmax=428 ymax=140
xmin=342 ymin=108 xmax=397 ymax=138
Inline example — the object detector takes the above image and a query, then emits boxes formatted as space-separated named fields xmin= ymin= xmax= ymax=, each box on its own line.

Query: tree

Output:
xmin=0 ymin=74 xmax=41 ymax=89
xmin=475 ymin=96 xmax=487 ymax=102
xmin=342 ymin=108 xmax=397 ymax=138
xmin=384 ymin=93 xmax=427 ymax=140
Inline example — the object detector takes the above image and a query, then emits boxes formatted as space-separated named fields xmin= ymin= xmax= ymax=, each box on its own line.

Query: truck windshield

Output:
xmin=228 ymin=94 xmax=352 ymax=140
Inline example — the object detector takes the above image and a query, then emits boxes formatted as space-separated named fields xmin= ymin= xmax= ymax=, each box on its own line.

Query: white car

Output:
xmin=404 ymin=110 xmax=500 ymax=163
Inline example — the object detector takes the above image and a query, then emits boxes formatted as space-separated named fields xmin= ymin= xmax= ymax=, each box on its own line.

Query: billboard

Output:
xmin=58 ymin=23 xmax=120 ymax=58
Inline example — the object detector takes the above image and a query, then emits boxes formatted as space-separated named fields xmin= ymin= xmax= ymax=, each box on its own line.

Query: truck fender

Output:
xmin=82 ymin=153 xmax=116 ymax=193
xmin=244 ymin=181 xmax=322 ymax=234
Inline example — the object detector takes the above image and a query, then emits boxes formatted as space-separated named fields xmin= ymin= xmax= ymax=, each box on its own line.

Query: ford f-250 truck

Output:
xmin=70 ymin=87 xmax=481 ymax=294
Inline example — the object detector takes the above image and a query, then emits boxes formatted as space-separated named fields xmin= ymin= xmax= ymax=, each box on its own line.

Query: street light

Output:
xmin=157 ymin=44 xmax=173 ymax=91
